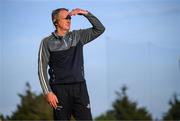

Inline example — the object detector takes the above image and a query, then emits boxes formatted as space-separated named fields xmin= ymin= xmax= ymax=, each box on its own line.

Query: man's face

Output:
xmin=56 ymin=10 xmax=71 ymax=31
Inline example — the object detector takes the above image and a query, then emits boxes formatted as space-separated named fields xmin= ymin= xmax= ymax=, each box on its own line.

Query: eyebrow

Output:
xmin=65 ymin=15 xmax=71 ymax=19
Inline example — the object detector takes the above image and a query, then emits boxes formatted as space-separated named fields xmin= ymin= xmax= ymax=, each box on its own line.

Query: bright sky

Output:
xmin=0 ymin=0 xmax=180 ymax=119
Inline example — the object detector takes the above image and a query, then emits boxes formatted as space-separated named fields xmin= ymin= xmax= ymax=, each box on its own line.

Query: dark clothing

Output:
xmin=51 ymin=82 xmax=92 ymax=120
xmin=49 ymin=41 xmax=85 ymax=85
xmin=38 ymin=12 xmax=105 ymax=120
xmin=38 ymin=12 xmax=105 ymax=94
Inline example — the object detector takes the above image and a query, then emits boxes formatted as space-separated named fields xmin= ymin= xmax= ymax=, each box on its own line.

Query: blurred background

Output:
xmin=0 ymin=0 xmax=180 ymax=120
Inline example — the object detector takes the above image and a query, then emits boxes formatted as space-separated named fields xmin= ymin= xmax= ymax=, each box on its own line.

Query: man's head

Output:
xmin=52 ymin=8 xmax=71 ymax=31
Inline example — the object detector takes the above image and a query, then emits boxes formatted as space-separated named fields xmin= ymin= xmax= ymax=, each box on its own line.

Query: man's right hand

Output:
xmin=46 ymin=92 xmax=59 ymax=109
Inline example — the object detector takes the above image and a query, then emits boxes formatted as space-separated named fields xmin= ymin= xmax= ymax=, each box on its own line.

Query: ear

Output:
xmin=53 ymin=19 xmax=57 ymax=25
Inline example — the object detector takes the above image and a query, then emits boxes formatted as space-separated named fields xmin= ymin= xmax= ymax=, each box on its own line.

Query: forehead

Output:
xmin=59 ymin=10 xmax=69 ymax=17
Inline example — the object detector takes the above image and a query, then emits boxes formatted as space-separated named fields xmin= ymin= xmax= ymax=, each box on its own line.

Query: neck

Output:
xmin=56 ymin=28 xmax=68 ymax=37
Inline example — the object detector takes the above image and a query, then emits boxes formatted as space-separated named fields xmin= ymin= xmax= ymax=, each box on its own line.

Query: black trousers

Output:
xmin=51 ymin=82 xmax=92 ymax=121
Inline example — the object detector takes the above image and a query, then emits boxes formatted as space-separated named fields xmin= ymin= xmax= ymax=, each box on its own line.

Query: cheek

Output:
xmin=57 ymin=20 xmax=63 ymax=26
xmin=61 ymin=21 xmax=67 ymax=26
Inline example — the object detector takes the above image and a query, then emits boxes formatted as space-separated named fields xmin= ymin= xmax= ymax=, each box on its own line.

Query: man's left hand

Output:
xmin=69 ymin=8 xmax=88 ymax=16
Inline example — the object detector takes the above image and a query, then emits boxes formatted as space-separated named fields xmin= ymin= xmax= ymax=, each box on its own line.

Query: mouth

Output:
xmin=66 ymin=23 xmax=70 ymax=28
xmin=66 ymin=23 xmax=70 ymax=26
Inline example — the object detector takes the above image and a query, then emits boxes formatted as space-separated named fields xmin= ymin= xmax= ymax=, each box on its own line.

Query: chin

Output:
xmin=66 ymin=27 xmax=70 ymax=31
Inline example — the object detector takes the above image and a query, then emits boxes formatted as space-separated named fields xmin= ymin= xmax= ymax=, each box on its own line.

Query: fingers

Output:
xmin=46 ymin=92 xmax=59 ymax=109
xmin=69 ymin=8 xmax=88 ymax=16
xmin=69 ymin=9 xmax=78 ymax=16
xmin=55 ymin=95 xmax=59 ymax=104
xmin=51 ymin=95 xmax=59 ymax=109
xmin=51 ymin=96 xmax=57 ymax=108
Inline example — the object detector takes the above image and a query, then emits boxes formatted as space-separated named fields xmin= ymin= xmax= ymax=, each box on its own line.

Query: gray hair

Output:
xmin=51 ymin=8 xmax=69 ymax=26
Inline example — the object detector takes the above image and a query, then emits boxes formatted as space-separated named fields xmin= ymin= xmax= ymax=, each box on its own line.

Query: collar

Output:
xmin=52 ymin=31 xmax=70 ymax=40
xmin=52 ymin=32 xmax=63 ymax=39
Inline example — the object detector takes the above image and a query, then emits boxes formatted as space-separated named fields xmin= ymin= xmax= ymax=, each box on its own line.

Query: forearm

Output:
xmin=69 ymin=8 xmax=105 ymax=34
xmin=70 ymin=9 xmax=105 ymax=44
xmin=84 ymin=12 xmax=105 ymax=34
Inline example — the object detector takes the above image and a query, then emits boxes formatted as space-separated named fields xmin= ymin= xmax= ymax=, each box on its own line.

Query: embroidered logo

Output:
xmin=56 ymin=105 xmax=63 ymax=110
xmin=86 ymin=104 xmax=91 ymax=109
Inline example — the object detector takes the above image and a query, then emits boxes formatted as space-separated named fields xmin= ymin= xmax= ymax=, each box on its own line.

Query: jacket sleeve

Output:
xmin=38 ymin=40 xmax=52 ymax=95
xmin=76 ymin=12 xmax=105 ymax=45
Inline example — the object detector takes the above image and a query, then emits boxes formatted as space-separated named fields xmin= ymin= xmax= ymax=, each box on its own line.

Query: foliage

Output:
xmin=1 ymin=83 xmax=180 ymax=120
xmin=7 ymin=82 xmax=53 ymax=120
xmin=0 ymin=113 xmax=5 ymax=121
xmin=163 ymin=93 xmax=180 ymax=120
xmin=96 ymin=85 xmax=152 ymax=120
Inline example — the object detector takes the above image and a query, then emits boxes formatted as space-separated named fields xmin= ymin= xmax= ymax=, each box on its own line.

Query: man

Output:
xmin=38 ymin=8 xmax=105 ymax=120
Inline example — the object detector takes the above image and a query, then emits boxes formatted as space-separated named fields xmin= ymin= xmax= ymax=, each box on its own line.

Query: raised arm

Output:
xmin=69 ymin=8 xmax=105 ymax=45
